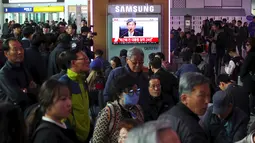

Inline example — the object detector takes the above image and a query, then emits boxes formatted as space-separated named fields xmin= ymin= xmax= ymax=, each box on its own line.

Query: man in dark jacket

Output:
xmin=149 ymin=57 xmax=179 ymax=103
xmin=0 ymin=38 xmax=36 ymax=111
xmin=217 ymin=74 xmax=250 ymax=117
xmin=201 ymin=91 xmax=249 ymax=143
xmin=103 ymin=47 xmax=149 ymax=110
xmin=47 ymin=33 xmax=71 ymax=77
xmin=7 ymin=23 xmax=22 ymax=41
xmin=24 ymin=33 xmax=47 ymax=85
xmin=144 ymin=76 xmax=174 ymax=121
xmin=21 ymin=26 xmax=34 ymax=49
xmin=158 ymin=72 xmax=211 ymax=143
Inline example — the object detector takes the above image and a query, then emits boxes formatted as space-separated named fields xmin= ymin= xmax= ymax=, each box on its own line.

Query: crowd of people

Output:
xmin=1 ymin=16 xmax=255 ymax=143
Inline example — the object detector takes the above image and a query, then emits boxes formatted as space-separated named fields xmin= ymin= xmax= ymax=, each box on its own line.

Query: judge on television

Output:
xmin=119 ymin=19 xmax=143 ymax=38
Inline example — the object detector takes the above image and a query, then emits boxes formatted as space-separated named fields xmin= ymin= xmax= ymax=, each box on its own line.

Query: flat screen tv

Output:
xmin=112 ymin=17 xmax=159 ymax=45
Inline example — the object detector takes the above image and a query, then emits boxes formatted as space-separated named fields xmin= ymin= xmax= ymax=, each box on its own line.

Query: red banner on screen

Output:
xmin=112 ymin=37 xmax=159 ymax=44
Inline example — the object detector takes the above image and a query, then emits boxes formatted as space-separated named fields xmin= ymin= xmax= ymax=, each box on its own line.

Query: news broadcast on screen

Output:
xmin=112 ymin=17 xmax=159 ymax=44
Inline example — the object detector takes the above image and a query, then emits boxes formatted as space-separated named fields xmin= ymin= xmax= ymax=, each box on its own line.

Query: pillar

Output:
xmin=0 ymin=3 xmax=4 ymax=35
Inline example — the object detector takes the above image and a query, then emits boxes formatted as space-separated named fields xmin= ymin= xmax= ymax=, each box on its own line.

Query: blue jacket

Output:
xmin=175 ymin=64 xmax=200 ymax=78
xmin=248 ymin=22 xmax=255 ymax=37
xmin=103 ymin=65 xmax=149 ymax=110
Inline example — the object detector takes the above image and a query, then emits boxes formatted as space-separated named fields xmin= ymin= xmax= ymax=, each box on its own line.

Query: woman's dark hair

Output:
xmin=109 ymin=75 xmax=137 ymax=102
xmin=0 ymin=102 xmax=27 ymax=143
xmin=26 ymin=79 xmax=70 ymax=140
xmin=110 ymin=56 xmax=122 ymax=68
xmin=39 ymin=79 xmax=70 ymax=112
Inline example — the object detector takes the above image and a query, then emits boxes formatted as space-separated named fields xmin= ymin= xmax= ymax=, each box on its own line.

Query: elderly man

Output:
xmin=103 ymin=47 xmax=149 ymax=110
xmin=158 ymin=72 xmax=211 ymax=143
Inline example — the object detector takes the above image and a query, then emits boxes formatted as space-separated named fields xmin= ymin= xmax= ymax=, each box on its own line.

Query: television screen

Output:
xmin=112 ymin=17 xmax=159 ymax=44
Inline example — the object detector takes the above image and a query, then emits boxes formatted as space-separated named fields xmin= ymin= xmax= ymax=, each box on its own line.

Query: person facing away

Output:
xmin=0 ymin=101 xmax=27 ymax=143
xmin=58 ymin=49 xmax=91 ymax=142
xmin=158 ymin=72 xmax=211 ymax=143
xmin=175 ymin=53 xmax=200 ymax=78
xmin=225 ymin=45 xmax=244 ymax=82
xmin=48 ymin=33 xmax=72 ymax=77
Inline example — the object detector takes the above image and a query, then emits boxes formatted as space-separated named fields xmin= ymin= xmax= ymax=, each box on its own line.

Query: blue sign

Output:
xmin=246 ymin=15 xmax=254 ymax=21
xmin=4 ymin=7 xmax=33 ymax=13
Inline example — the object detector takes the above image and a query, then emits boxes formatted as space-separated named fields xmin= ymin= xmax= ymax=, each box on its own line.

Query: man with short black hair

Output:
xmin=93 ymin=49 xmax=110 ymax=71
xmin=149 ymin=57 xmax=178 ymax=103
xmin=225 ymin=45 xmax=243 ymax=82
xmin=8 ymin=23 xmax=22 ymax=40
xmin=21 ymin=26 xmax=34 ymax=49
xmin=0 ymin=38 xmax=36 ymax=111
xmin=144 ymin=76 xmax=175 ymax=121
xmin=217 ymin=74 xmax=249 ymax=117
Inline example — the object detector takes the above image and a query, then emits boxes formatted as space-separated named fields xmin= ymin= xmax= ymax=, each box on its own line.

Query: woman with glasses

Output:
xmin=92 ymin=74 xmax=144 ymax=143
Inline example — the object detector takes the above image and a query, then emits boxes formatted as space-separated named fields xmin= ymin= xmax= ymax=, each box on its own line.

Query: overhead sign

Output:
xmin=108 ymin=5 xmax=161 ymax=14
xmin=34 ymin=6 xmax=64 ymax=12
xmin=9 ymin=0 xmax=57 ymax=3
xmin=4 ymin=7 xmax=33 ymax=13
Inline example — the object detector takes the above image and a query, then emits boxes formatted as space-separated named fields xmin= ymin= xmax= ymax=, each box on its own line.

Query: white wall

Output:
xmin=243 ymin=0 xmax=252 ymax=15
xmin=64 ymin=0 xmax=88 ymax=21
xmin=186 ymin=0 xmax=204 ymax=8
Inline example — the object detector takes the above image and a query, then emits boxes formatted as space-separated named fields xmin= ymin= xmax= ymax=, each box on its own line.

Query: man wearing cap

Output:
xmin=201 ymin=90 xmax=249 ymax=143
xmin=120 ymin=19 xmax=143 ymax=38
xmin=217 ymin=74 xmax=249 ymax=118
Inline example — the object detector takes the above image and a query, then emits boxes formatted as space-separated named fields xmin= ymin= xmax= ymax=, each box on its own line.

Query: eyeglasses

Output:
xmin=129 ymin=60 xmax=144 ymax=65
xmin=149 ymin=84 xmax=161 ymax=89
xmin=76 ymin=57 xmax=89 ymax=61
xmin=125 ymin=88 xmax=141 ymax=96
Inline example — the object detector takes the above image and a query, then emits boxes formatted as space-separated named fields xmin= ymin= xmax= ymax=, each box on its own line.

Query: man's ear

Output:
xmin=4 ymin=51 xmax=9 ymax=58
xmin=180 ymin=94 xmax=188 ymax=105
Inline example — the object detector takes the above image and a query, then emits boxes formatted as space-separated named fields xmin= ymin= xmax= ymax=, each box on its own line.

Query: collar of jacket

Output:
xmin=6 ymin=60 xmax=23 ymax=69
xmin=177 ymin=102 xmax=200 ymax=122
xmin=67 ymin=69 xmax=82 ymax=81
xmin=124 ymin=64 xmax=143 ymax=77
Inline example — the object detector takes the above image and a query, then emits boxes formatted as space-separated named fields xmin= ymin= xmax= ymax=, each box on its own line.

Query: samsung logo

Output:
xmin=115 ymin=5 xmax=155 ymax=13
